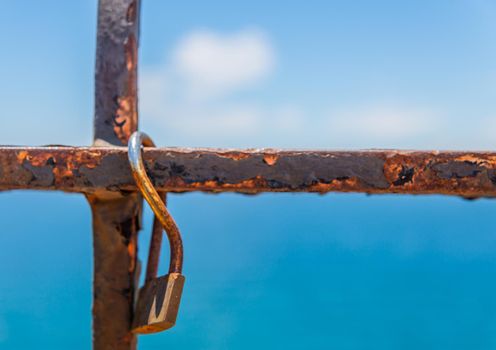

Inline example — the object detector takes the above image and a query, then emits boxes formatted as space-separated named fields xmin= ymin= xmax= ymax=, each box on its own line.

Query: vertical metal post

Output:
xmin=88 ymin=1 xmax=141 ymax=349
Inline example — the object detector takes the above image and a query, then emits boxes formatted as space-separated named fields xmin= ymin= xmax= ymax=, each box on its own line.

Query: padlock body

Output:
xmin=132 ymin=272 xmax=185 ymax=334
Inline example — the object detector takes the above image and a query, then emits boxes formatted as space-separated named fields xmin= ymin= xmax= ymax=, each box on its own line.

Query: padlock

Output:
xmin=128 ymin=131 xmax=185 ymax=334
xmin=133 ymin=272 xmax=185 ymax=333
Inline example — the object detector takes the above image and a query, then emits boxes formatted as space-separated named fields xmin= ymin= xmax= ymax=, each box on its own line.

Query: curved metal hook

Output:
xmin=128 ymin=131 xmax=183 ymax=274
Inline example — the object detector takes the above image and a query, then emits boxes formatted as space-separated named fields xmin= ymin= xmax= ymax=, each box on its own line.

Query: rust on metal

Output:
xmin=128 ymin=132 xmax=183 ymax=275
xmin=263 ymin=153 xmax=279 ymax=166
xmin=90 ymin=0 xmax=142 ymax=349
xmin=216 ymin=151 xmax=252 ymax=161
xmin=2 ymin=147 xmax=496 ymax=197
xmin=87 ymin=192 xmax=141 ymax=350
xmin=7 ymin=147 xmax=102 ymax=188
xmin=129 ymin=132 xmax=185 ymax=335
xmin=145 ymin=195 xmax=165 ymax=283
xmin=94 ymin=0 xmax=140 ymax=147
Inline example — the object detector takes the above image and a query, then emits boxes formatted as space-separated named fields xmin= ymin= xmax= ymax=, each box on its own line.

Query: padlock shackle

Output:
xmin=146 ymin=194 xmax=166 ymax=282
xmin=128 ymin=132 xmax=184 ymax=275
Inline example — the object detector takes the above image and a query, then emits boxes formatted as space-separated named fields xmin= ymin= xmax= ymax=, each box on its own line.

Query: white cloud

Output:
xmin=333 ymin=105 xmax=433 ymax=138
xmin=325 ymin=104 xmax=440 ymax=148
xmin=475 ymin=116 xmax=496 ymax=150
xmin=140 ymin=29 xmax=458 ymax=150
xmin=140 ymin=28 xmax=281 ymax=147
xmin=172 ymin=29 xmax=275 ymax=99
xmin=0 ymin=29 xmax=488 ymax=150
xmin=166 ymin=104 xmax=263 ymax=138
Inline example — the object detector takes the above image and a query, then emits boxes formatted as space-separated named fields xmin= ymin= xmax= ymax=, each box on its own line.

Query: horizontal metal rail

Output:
xmin=1 ymin=146 xmax=495 ymax=197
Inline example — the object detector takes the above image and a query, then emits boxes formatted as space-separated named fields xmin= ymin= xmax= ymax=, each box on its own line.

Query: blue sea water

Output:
xmin=0 ymin=191 xmax=495 ymax=349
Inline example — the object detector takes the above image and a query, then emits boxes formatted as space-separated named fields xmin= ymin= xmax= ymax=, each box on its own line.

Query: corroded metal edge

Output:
xmin=1 ymin=147 xmax=496 ymax=197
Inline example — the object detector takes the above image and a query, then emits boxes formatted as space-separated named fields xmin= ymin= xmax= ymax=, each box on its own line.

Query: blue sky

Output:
xmin=2 ymin=0 xmax=496 ymax=148
xmin=1 ymin=1 xmax=496 ymax=349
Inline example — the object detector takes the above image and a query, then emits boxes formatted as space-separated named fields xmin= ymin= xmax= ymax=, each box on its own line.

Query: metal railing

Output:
xmin=0 ymin=1 xmax=493 ymax=349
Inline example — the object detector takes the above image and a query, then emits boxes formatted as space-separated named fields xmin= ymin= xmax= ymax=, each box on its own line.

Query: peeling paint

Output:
xmin=263 ymin=154 xmax=279 ymax=166
xmin=216 ymin=152 xmax=251 ymax=161
xmin=2 ymin=147 xmax=496 ymax=197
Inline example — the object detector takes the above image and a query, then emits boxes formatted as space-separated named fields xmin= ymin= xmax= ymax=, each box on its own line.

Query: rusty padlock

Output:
xmin=128 ymin=131 xmax=185 ymax=334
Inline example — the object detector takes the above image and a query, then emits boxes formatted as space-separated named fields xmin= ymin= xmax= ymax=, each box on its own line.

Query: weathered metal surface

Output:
xmin=87 ymin=193 xmax=141 ymax=350
xmin=89 ymin=0 xmax=141 ymax=349
xmin=145 ymin=196 xmax=165 ymax=283
xmin=132 ymin=273 xmax=185 ymax=334
xmin=128 ymin=132 xmax=183 ymax=275
xmin=94 ymin=0 xmax=140 ymax=146
xmin=128 ymin=131 xmax=185 ymax=334
xmin=1 ymin=147 xmax=496 ymax=197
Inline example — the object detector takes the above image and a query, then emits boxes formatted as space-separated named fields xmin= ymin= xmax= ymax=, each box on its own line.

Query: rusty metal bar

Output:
xmin=93 ymin=0 xmax=140 ymax=147
xmin=88 ymin=1 xmax=141 ymax=349
xmin=1 ymin=147 xmax=496 ymax=197
xmin=145 ymin=194 xmax=165 ymax=283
